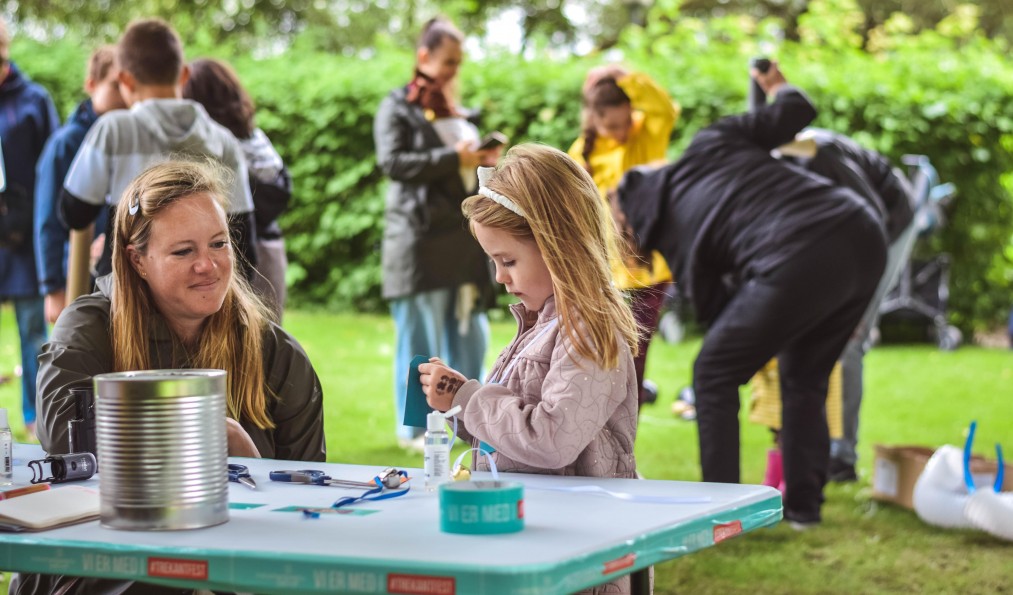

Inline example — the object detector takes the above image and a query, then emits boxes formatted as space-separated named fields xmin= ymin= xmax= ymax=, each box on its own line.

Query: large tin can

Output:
xmin=94 ymin=369 xmax=229 ymax=530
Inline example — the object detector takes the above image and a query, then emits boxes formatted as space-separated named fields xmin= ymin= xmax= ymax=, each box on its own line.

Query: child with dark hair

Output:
xmin=34 ymin=45 xmax=126 ymax=325
xmin=184 ymin=57 xmax=291 ymax=320
xmin=568 ymin=65 xmax=680 ymax=410
xmin=60 ymin=18 xmax=257 ymax=282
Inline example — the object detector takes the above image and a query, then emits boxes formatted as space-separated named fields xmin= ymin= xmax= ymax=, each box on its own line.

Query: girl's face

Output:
xmin=593 ymin=104 xmax=633 ymax=144
xmin=473 ymin=221 xmax=554 ymax=312
xmin=128 ymin=192 xmax=233 ymax=336
xmin=416 ymin=37 xmax=462 ymax=86
xmin=87 ymin=69 xmax=127 ymax=116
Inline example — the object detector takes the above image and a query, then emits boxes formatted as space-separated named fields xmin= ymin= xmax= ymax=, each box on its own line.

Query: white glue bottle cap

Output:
xmin=427 ymin=405 xmax=461 ymax=431
xmin=0 ymin=408 xmax=8 ymax=428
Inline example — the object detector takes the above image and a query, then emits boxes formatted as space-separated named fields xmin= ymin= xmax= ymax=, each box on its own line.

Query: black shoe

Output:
xmin=640 ymin=379 xmax=659 ymax=405
xmin=828 ymin=458 xmax=858 ymax=483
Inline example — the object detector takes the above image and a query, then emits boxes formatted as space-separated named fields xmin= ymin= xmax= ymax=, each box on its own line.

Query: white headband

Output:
xmin=477 ymin=166 xmax=526 ymax=218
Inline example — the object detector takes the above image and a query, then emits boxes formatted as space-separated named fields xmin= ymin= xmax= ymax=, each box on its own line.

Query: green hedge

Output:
xmin=11 ymin=3 xmax=1013 ymax=330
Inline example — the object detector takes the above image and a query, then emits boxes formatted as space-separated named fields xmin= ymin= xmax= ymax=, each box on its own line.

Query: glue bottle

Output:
xmin=424 ymin=410 xmax=452 ymax=492
xmin=0 ymin=408 xmax=12 ymax=486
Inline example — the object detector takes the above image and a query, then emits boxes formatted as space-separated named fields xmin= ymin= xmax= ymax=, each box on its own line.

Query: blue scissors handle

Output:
xmin=228 ymin=464 xmax=256 ymax=489
xmin=270 ymin=469 xmax=327 ymax=484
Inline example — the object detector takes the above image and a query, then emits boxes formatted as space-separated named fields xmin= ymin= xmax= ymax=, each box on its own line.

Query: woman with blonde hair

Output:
xmin=36 ymin=159 xmax=325 ymax=463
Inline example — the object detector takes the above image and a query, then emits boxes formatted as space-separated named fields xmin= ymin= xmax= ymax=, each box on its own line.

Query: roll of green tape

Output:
xmin=439 ymin=480 xmax=524 ymax=534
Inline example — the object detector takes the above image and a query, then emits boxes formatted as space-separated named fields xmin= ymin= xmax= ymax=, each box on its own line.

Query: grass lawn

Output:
xmin=0 ymin=305 xmax=1010 ymax=593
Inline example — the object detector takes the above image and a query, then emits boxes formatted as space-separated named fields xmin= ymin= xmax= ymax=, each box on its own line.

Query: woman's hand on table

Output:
xmin=226 ymin=417 xmax=262 ymax=458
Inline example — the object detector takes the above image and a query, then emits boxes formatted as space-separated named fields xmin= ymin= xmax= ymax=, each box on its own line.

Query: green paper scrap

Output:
xmin=272 ymin=506 xmax=379 ymax=516
xmin=229 ymin=502 xmax=268 ymax=510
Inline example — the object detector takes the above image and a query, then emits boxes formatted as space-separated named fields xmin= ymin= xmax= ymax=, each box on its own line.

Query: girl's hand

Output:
xmin=226 ymin=417 xmax=262 ymax=458
xmin=583 ymin=64 xmax=629 ymax=94
xmin=419 ymin=359 xmax=468 ymax=412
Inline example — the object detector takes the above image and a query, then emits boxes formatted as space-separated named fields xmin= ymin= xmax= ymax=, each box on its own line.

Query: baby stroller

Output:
xmin=876 ymin=155 xmax=959 ymax=350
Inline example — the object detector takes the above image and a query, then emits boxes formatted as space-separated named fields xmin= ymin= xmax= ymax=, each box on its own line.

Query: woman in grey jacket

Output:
xmin=373 ymin=17 xmax=498 ymax=448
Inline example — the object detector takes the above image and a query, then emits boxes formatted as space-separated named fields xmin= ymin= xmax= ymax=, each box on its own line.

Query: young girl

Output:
xmin=568 ymin=66 xmax=680 ymax=410
xmin=419 ymin=144 xmax=640 ymax=481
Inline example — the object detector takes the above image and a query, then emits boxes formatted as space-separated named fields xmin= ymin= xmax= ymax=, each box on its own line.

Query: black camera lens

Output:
xmin=750 ymin=57 xmax=772 ymax=73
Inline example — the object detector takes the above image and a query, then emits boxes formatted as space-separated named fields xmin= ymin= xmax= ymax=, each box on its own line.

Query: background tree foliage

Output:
xmin=5 ymin=0 xmax=1012 ymax=331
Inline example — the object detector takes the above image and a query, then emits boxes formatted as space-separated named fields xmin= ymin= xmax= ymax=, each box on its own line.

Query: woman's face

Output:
xmin=594 ymin=104 xmax=633 ymax=144
xmin=128 ymin=192 xmax=233 ymax=336
xmin=417 ymin=37 xmax=463 ymax=86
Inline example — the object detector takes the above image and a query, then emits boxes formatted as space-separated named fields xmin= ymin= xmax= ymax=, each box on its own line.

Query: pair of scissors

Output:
xmin=270 ymin=468 xmax=405 ymax=490
xmin=228 ymin=463 xmax=257 ymax=490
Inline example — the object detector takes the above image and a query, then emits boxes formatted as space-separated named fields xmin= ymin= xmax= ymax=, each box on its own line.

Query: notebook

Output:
xmin=0 ymin=485 xmax=99 ymax=531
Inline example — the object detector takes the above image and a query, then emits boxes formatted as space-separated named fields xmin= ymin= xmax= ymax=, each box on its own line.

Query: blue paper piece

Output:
xmin=403 ymin=354 xmax=434 ymax=428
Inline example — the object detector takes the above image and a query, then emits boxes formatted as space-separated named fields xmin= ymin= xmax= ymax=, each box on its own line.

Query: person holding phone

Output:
xmin=568 ymin=65 xmax=680 ymax=411
xmin=373 ymin=17 xmax=500 ymax=451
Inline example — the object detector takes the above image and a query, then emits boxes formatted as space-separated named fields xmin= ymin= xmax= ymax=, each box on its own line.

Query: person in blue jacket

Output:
xmin=34 ymin=46 xmax=125 ymax=325
xmin=0 ymin=18 xmax=60 ymax=438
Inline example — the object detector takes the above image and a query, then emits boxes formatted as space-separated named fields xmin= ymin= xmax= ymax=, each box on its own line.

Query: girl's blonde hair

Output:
xmin=111 ymin=159 xmax=275 ymax=429
xmin=462 ymin=144 xmax=639 ymax=369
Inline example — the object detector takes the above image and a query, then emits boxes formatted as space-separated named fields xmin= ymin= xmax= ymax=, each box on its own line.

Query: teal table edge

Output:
xmin=0 ymin=493 xmax=781 ymax=594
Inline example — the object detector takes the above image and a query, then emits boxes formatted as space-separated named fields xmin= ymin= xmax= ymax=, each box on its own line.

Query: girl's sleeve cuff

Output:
xmin=452 ymin=379 xmax=482 ymax=413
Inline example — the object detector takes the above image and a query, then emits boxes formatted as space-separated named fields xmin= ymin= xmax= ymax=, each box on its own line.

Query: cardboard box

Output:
xmin=871 ymin=444 xmax=1013 ymax=509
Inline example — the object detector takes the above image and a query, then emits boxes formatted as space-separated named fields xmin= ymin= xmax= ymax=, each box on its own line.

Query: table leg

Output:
xmin=631 ymin=567 xmax=651 ymax=595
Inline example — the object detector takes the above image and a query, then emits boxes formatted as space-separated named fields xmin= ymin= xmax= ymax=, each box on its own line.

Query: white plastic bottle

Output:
xmin=0 ymin=407 xmax=12 ymax=486
xmin=423 ymin=411 xmax=451 ymax=492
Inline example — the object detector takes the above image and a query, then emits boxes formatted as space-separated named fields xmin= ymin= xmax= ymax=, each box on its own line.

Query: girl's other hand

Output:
xmin=583 ymin=64 xmax=629 ymax=94
xmin=226 ymin=417 xmax=262 ymax=458
xmin=419 ymin=361 xmax=468 ymax=412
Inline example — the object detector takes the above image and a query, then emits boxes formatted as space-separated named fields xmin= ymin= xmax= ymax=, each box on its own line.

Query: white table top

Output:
xmin=1 ymin=444 xmax=781 ymax=594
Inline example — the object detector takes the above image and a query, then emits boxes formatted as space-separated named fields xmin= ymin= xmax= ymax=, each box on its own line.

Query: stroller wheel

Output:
xmin=938 ymin=325 xmax=962 ymax=351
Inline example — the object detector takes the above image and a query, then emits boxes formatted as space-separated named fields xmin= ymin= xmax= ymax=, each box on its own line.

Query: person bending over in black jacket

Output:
xmin=613 ymin=62 xmax=887 ymax=527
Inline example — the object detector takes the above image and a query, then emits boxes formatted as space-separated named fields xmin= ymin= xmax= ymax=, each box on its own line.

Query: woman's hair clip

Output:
xmin=128 ymin=193 xmax=140 ymax=216
xmin=477 ymin=166 xmax=525 ymax=218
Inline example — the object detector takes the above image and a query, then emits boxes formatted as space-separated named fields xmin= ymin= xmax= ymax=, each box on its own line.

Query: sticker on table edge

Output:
xmin=602 ymin=553 xmax=636 ymax=575
xmin=713 ymin=520 xmax=743 ymax=543
xmin=387 ymin=573 xmax=456 ymax=595
xmin=147 ymin=557 xmax=209 ymax=581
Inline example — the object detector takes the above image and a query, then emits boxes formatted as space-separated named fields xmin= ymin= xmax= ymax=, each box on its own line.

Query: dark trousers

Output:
xmin=693 ymin=213 xmax=886 ymax=522
xmin=629 ymin=282 xmax=672 ymax=407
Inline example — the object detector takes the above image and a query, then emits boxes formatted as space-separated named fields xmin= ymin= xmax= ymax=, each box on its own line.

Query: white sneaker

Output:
xmin=398 ymin=435 xmax=426 ymax=454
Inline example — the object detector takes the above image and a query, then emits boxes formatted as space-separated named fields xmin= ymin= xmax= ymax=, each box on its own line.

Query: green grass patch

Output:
xmin=1 ymin=306 xmax=1010 ymax=593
